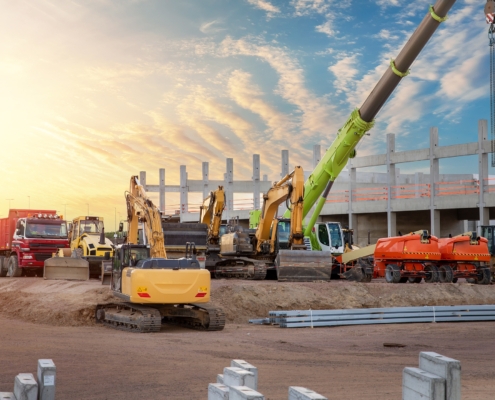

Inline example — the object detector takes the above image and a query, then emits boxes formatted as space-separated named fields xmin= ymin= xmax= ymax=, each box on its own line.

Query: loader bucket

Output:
xmin=44 ymin=257 xmax=90 ymax=281
xmin=276 ymin=250 xmax=333 ymax=282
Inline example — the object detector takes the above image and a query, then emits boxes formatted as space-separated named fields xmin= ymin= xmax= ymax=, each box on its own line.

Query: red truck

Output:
xmin=0 ymin=209 xmax=69 ymax=277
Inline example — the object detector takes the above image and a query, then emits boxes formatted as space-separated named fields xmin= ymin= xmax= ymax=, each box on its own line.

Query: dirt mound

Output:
xmin=0 ymin=278 xmax=493 ymax=327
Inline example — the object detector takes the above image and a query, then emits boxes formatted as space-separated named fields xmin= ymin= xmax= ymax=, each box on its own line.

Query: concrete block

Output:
xmin=403 ymin=367 xmax=445 ymax=400
xmin=208 ymin=383 xmax=230 ymax=400
xmin=38 ymin=359 xmax=56 ymax=400
xmin=14 ymin=373 xmax=38 ymax=400
xmin=217 ymin=374 xmax=224 ymax=384
xmin=223 ymin=367 xmax=255 ymax=390
xmin=231 ymin=360 xmax=258 ymax=390
xmin=0 ymin=394 xmax=15 ymax=400
xmin=289 ymin=386 xmax=327 ymax=400
xmin=419 ymin=352 xmax=461 ymax=400
xmin=229 ymin=386 xmax=264 ymax=400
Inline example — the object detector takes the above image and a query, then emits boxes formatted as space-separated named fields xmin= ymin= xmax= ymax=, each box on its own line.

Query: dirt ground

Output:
xmin=0 ymin=278 xmax=494 ymax=399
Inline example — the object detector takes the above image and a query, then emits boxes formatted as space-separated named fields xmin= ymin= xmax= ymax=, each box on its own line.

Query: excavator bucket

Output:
xmin=44 ymin=250 xmax=90 ymax=281
xmin=276 ymin=250 xmax=333 ymax=282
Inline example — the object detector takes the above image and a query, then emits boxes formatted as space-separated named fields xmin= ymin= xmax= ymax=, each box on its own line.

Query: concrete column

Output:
xmin=415 ymin=172 xmax=424 ymax=198
xmin=281 ymin=150 xmax=289 ymax=178
xmin=403 ymin=367 xmax=445 ymax=400
xmin=430 ymin=127 xmax=440 ymax=237
xmin=253 ymin=155 xmax=260 ymax=210
xmin=263 ymin=174 xmax=268 ymax=181
xmin=478 ymin=119 xmax=489 ymax=231
xmin=419 ymin=352 xmax=461 ymax=400
xmin=223 ymin=367 xmax=256 ymax=390
xmin=225 ymin=159 xmax=234 ymax=221
xmin=139 ymin=171 xmax=146 ymax=190
xmin=202 ymin=162 xmax=210 ymax=199
xmin=37 ymin=359 xmax=56 ymax=400
xmin=348 ymin=162 xmax=356 ymax=230
xmin=14 ymin=374 xmax=38 ymax=400
xmin=386 ymin=134 xmax=397 ymax=237
xmin=159 ymin=168 xmax=165 ymax=213
xmin=289 ymin=387 xmax=327 ymax=400
xmin=180 ymin=165 xmax=188 ymax=218
xmin=313 ymin=145 xmax=321 ymax=169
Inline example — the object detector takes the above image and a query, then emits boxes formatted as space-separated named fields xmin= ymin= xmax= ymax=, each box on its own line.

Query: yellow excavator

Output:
xmin=200 ymin=186 xmax=266 ymax=279
xmin=220 ymin=166 xmax=333 ymax=281
xmin=95 ymin=176 xmax=225 ymax=333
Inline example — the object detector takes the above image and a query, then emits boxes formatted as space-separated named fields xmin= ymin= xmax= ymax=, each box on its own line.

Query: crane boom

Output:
xmin=282 ymin=0 xmax=456 ymax=236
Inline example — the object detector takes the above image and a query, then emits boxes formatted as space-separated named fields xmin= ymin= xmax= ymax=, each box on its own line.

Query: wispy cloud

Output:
xmin=200 ymin=19 xmax=225 ymax=34
xmin=246 ymin=0 xmax=281 ymax=18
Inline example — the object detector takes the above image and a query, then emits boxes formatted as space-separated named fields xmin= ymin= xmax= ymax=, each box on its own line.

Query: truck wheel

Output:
xmin=385 ymin=264 xmax=401 ymax=283
xmin=438 ymin=265 xmax=453 ymax=283
xmin=0 ymin=256 xmax=7 ymax=277
xmin=476 ymin=266 xmax=491 ymax=285
xmin=7 ymin=256 xmax=22 ymax=278
xmin=424 ymin=265 xmax=439 ymax=283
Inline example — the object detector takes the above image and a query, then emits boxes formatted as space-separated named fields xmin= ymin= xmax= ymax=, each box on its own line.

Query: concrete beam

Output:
xmin=253 ymin=155 xmax=260 ymax=210
xmin=231 ymin=360 xmax=258 ymax=390
xmin=229 ymin=386 xmax=264 ymax=400
xmin=223 ymin=367 xmax=256 ymax=390
xmin=419 ymin=352 xmax=461 ymax=400
xmin=180 ymin=165 xmax=188 ymax=216
xmin=288 ymin=386 xmax=327 ymax=400
xmin=202 ymin=162 xmax=209 ymax=199
xmin=14 ymin=373 xmax=38 ymax=400
xmin=38 ymin=359 xmax=56 ymax=400
xmin=208 ymin=383 xmax=229 ymax=400
xmin=281 ymin=150 xmax=289 ymax=178
xmin=403 ymin=367 xmax=445 ymax=400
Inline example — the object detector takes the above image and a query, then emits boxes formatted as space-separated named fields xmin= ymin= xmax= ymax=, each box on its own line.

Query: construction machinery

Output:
xmin=276 ymin=0 xmax=456 ymax=280
xmin=220 ymin=166 xmax=333 ymax=281
xmin=200 ymin=186 xmax=266 ymax=279
xmin=437 ymin=232 xmax=491 ymax=284
xmin=95 ymin=176 xmax=225 ymax=333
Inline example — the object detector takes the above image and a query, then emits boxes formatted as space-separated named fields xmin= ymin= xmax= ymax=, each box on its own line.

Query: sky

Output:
xmin=0 ymin=0 xmax=491 ymax=229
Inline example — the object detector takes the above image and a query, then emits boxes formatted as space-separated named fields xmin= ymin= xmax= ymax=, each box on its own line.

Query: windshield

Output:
xmin=25 ymin=222 xmax=68 ymax=239
xmin=327 ymin=223 xmax=343 ymax=249
xmin=124 ymin=247 xmax=149 ymax=266
xmin=80 ymin=220 xmax=104 ymax=235
xmin=277 ymin=220 xmax=291 ymax=248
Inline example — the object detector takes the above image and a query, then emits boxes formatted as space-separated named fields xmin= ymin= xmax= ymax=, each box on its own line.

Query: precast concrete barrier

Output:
xmin=288 ymin=386 xmax=327 ymax=400
xmin=229 ymin=386 xmax=264 ymax=400
xmin=419 ymin=352 xmax=461 ymax=400
xmin=223 ymin=367 xmax=256 ymax=390
xmin=231 ymin=360 xmax=258 ymax=390
xmin=403 ymin=368 xmax=445 ymax=400
xmin=208 ymin=383 xmax=230 ymax=400
xmin=37 ymin=359 xmax=56 ymax=400
xmin=14 ymin=374 xmax=38 ymax=400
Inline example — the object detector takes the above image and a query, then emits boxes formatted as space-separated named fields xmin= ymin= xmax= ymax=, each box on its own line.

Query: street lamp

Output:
xmin=6 ymin=199 xmax=13 ymax=210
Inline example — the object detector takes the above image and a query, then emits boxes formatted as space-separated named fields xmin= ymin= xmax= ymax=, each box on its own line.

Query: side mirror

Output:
xmin=119 ymin=222 xmax=124 ymax=232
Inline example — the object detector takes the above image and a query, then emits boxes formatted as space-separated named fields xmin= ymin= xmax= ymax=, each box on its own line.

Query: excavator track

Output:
xmin=212 ymin=257 xmax=267 ymax=280
xmin=160 ymin=303 xmax=226 ymax=331
xmin=95 ymin=303 xmax=162 ymax=333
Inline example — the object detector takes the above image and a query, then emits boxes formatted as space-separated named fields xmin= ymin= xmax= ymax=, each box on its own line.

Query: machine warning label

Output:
xmin=199 ymin=287 xmax=208 ymax=292
xmin=137 ymin=287 xmax=148 ymax=293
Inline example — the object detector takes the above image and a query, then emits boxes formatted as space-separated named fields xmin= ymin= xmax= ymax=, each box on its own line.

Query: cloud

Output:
xmin=328 ymin=53 xmax=359 ymax=94
xmin=291 ymin=0 xmax=331 ymax=16
xmin=373 ymin=29 xmax=399 ymax=41
xmin=315 ymin=20 xmax=336 ymax=37
xmin=200 ymin=19 xmax=225 ymax=34
xmin=246 ymin=0 xmax=281 ymax=17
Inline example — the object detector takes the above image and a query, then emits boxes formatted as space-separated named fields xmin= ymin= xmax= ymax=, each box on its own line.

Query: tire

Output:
xmin=7 ymin=256 xmax=22 ymax=278
xmin=385 ymin=264 xmax=401 ymax=284
xmin=476 ymin=265 xmax=491 ymax=285
xmin=424 ymin=265 xmax=439 ymax=283
xmin=408 ymin=277 xmax=422 ymax=284
xmin=0 ymin=256 xmax=7 ymax=277
xmin=438 ymin=265 xmax=454 ymax=283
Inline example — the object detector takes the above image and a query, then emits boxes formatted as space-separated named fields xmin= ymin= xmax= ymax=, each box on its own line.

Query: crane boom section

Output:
xmin=127 ymin=176 xmax=166 ymax=259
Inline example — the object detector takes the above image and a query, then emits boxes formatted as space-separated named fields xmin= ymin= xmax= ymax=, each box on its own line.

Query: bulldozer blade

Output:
xmin=44 ymin=257 xmax=90 ymax=281
xmin=276 ymin=250 xmax=333 ymax=282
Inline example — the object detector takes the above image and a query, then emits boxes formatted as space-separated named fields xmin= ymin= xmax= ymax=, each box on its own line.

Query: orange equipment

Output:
xmin=437 ymin=232 xmax=491 ymax=284
xmin=373 ymin=230 xmax=441 ymax=284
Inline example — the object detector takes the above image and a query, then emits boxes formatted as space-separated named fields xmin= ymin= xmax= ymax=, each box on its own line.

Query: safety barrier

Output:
xmin=1 ymin=359 xmax=55 ymax=400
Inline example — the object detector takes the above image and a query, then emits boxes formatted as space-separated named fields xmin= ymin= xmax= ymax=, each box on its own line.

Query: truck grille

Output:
xmin=34 ymin=253 xmax=52 ymax=262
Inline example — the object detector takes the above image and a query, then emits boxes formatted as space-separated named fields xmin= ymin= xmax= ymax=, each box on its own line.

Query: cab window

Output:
xmin=318 ymin=225 xmax=329 ymax=246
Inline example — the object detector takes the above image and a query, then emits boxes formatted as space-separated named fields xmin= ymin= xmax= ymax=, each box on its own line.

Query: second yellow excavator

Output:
xmin=95 ymin=176 xmax=225 ymax=333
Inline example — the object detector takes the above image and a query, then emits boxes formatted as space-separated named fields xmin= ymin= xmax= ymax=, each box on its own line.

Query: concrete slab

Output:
xmin=38 ymin=359 xmax=56 ymax=400
xmin=288 ymin=386 xmax=327 ymax=400
xmin=208 ymin=383 xmax=229 ymax=400
xmin=419 ymin=352 xmax=461 ymax=400
xmin=0 ymin=393 xmax=15 ymax=400
xmin=217 ymin=374 xmax=224 ymax=384
xmin=403 ymin=367 xmax=445 ymax=400
xmin=14 ymin=373 xmax=38 ymax=400
xmin=229 ymin=386 xmax=264 ymax=400
xmin=223 ymin=367 xmax=256 ymax=390
xmin=231 ymin=360 xmax=258 ymax=390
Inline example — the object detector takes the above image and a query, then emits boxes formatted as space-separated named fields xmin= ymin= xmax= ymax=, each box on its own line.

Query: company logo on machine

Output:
xmin=137 ymin=286 xmax=150 ymax=298
xmin=487 ymin=13 xmax=494 ymax=24
xmin=195 ymin=286 xmax=208 ymax=298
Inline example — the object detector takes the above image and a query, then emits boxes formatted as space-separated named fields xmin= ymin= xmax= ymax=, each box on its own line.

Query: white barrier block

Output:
xmin=217 ymin=374 xmax=225 ymax=384
xmin=0 ymin=393 xmax=15 ymax=400
xmin=419 ymin=352 xmax=461 ymax=400
xmin=231 ymin=360 xmax=258 ymax=390
xmin=14 ymin=373 xmax=38 ymax=400
xmin=229 ymin=386 xmax=264 ymax=400
xmin=38 ymin=359 xmax=56 ymax=400
xmin=223 ymin=367 xmax=256 ymax=390
xmin=288 ymin=386 xmax=327 ymax=400
xmin=208 ymin=383 xmax=230 ymax=400
xmin=403 ymin=368 xmax=445 ymax=400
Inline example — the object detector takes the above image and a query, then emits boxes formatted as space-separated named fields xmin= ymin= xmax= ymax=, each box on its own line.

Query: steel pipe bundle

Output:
xmin=265 ymin=305 xmax=495 ymax=328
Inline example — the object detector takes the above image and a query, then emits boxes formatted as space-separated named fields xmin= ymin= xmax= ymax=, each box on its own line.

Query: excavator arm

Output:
xmin=126 ymin=176 xmax=166 ymax=258
xmin=199 ymin=186 xmax=225 ymax=246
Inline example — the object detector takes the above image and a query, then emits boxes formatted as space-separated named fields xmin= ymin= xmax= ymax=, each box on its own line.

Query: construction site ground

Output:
xmin=0 ymin=278 xmax=493 ymax=399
